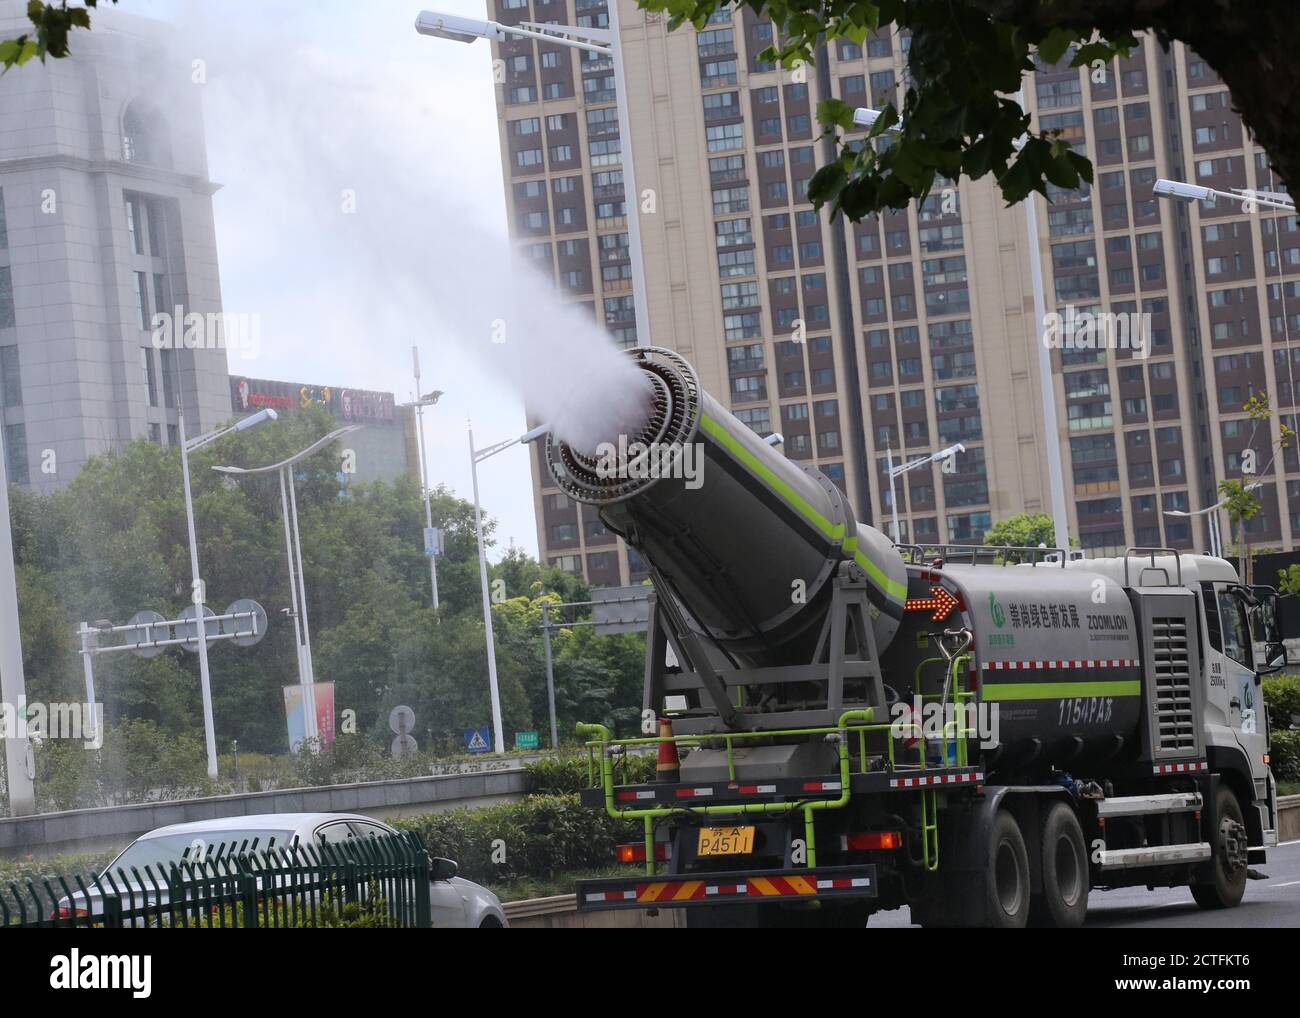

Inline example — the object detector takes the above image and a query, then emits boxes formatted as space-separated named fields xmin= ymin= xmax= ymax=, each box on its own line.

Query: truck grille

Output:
xmin=1150 ymin=616 xmax=1195 ymax=752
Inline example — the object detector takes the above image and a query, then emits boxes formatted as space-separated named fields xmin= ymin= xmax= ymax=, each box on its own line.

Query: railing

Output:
xmin=578 ymin=656 xmax=978 ymax=875
xmin=898 ymin=542 xmax=1069 ymax=567
xmin=1 ymin=831 xmax=431 ymax=929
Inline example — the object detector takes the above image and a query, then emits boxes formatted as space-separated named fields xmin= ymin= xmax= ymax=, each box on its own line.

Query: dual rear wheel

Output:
xmin=945 ymin=802 xmax=1087 ymax=928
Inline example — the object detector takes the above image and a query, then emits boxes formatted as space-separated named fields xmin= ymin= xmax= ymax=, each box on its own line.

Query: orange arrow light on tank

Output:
xmin=905 ymin=586 xmax=958 ymax=622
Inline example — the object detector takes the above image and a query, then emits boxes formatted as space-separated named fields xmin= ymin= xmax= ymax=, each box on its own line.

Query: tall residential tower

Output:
xmin=490 ymin=2 xmax=1299 ymax=580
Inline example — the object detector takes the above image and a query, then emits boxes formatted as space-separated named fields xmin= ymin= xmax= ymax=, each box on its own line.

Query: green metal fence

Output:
xmin=1 ymin=831 xmax=432 ymax=929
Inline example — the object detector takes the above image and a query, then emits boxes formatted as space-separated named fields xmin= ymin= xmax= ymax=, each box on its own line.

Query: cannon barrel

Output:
xmin=543 ymin=346 xmax=907 ymax=668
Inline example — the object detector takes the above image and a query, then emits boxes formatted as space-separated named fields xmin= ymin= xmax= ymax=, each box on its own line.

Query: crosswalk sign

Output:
xmin=465 ymin=725 xmax=491 ymax=753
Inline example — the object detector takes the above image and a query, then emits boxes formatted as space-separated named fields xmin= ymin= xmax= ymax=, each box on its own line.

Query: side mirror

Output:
xmin=429 ymin=857 xmax=458 ymax=881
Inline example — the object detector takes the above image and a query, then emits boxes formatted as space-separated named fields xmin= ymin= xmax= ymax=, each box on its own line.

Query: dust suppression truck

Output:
xmin=552 ymin=347 xmax=1293 ymax=927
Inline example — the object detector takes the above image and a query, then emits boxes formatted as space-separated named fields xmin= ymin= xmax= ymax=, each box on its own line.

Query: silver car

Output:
xmin=75 ymin=812 xmax=507 ymax=928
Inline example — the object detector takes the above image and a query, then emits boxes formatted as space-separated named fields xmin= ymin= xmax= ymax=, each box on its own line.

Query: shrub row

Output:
xmin=524 ymin=752 xmax=658 ymax=794
xmin=392 ymin=794 xmax=640 ymax=887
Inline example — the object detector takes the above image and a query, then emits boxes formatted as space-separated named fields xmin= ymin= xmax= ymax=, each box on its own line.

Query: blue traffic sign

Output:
xmin=464 ymin=725 xmax=491 ymax=754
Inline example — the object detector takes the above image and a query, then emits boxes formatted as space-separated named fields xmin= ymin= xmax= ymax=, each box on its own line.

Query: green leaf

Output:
xmin=1036 ymin=27 xmax=1078 ymax=66
xmin=817 ymin=97 xmax=856 ymax=132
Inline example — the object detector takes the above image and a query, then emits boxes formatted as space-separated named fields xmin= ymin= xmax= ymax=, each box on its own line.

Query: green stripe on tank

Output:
xmin=699 ymin=413 xmax=906 ymax=605
xmin=853 ymin=550 xmax=908 ymax=604
xmin=981 ymin=680 xmax=1141 ymax=702
xmin=699 ymin=414 xmax=845 ymax=543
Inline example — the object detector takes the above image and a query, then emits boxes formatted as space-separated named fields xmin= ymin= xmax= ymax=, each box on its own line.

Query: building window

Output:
xmin=125 ymin=196 xmax=143 ymax=254
xmin=141 ymin=347 xmax=158 ymax=407
xmin=133 ymin=272 xmax=150 ymax=330
xmin=0 ymin=266 xmax=13 ymax=329
xmin=122 ymin=102 xmax=170 ymax=167
xmin=3 ymin=422 xmax=27 ymax=485
xmin=161 ymin=349 xmax=178 ymax=408
xmin=0 ymin=345 xmax=20 ymax=406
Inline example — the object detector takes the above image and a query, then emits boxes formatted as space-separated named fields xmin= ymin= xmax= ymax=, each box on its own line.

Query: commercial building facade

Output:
xmin=0 ymin=5 xmax=233 ymax=493
xmin=491 ymin=1 xmax=1299 ymax=583
xmin=229 ymin=375 xmax=418 ymax=486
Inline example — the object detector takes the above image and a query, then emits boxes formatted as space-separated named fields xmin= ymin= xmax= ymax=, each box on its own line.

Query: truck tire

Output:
xmin=1029 ymin=802 xmax=1088 ymax=928
xmin=1191 ymin=785 xmax=1248 ymax=910
xmin=978 ymin=810 xmax=1031 ymax=928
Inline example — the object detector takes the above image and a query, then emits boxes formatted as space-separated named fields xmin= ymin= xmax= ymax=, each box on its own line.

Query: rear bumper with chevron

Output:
xmin=576 ymin=865 xmax=878 ymax=912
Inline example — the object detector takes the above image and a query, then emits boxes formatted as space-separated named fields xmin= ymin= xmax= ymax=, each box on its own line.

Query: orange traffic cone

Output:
xmin=655 ymin=717 xmax=680 ymax=783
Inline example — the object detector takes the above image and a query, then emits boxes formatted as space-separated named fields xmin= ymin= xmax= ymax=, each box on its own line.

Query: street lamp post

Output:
xmin=1164 ymin=482 xmax=1261 ymax=560
xmin=415 ymin=8 xmax=650 ymax=347
xmin=213 ymin=425 xmax=361 ymax=749
xmin=1152 ymin=178 xmax=1292 ymax=565
xmin=180 ymin=406 xmax=279 ymax=778
xmin=1153 ymin=178 xmax=1294 ymax=213
xmin=469 ymin=420 xmax=550 ymax=756
xmin=404 ymin=347 xmax=443 ymax=613
xmin=885 ymin=442 xmax=965 ymax=544
xmin=855 ymin=103 xmax=1071 ymax=553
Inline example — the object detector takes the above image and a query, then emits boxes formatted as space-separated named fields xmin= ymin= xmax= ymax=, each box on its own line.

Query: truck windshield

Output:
xmin=1216 ymin=591 xmax=1253 ymax=669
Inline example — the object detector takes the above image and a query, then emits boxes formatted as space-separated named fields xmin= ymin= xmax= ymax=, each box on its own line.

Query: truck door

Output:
xmin=1209 ymin=584 xmax=1267 ymax=770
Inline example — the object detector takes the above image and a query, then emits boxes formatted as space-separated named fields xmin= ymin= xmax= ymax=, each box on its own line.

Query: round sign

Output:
xmin=125 ymin=610 xmax=168 ymax=659
xmin=391 ymin=733 xmax=418 ymax=758
xmin=175 ymin=604 xmax=218 ymax=653
xmin=389 ymin=704 xmax=416 ymax=735
xmin=224 ymin=598 xmax=269 ymax=648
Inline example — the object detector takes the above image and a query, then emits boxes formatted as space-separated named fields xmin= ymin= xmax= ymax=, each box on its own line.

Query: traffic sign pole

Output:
xmin=542 ymin=602 xmax=558 ymax=750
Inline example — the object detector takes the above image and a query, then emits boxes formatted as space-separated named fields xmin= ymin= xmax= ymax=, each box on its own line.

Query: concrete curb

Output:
xmin=1278 ymin=793 xmax=1299 ymax=843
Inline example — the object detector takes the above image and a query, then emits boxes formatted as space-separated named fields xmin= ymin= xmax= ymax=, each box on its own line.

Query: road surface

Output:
xmin=866 ymin=840 xmax=1300 ymax=928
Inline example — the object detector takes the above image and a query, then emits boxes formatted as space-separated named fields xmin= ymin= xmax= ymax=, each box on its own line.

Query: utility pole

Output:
xmin=0 ymin=442 xmax=35 ymax=815
xmin=411 ymin=347 xmax=441 ymax=612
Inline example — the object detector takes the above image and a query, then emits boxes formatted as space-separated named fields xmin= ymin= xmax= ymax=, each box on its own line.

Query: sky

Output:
xmin=111 ymin=0 xmax=546 ymax=559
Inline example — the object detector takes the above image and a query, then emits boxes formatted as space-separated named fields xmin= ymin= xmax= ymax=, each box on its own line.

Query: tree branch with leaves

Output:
xmin=643 ymin=0 xmax=1298 ymax=221
xmin=0 ymin=0 xmax=114 ymax=72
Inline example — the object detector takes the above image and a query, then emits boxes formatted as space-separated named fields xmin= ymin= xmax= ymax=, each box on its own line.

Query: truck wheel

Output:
xmin=1029 ymin=802 xmax=1088 ymax=928
xmin=1191 ymin=785 xmax=1248 ymax=910
xmin=982 ymin=810 xmax=1030 ymax=928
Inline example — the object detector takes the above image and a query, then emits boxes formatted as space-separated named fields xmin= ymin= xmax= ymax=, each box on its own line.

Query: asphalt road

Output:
xmin=867 ymin=840 xmax=1300 ymax=928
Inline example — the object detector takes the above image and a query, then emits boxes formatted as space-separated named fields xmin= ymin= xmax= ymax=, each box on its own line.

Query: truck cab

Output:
xmin=1063 ymin=551 xmax=1284 ymax=856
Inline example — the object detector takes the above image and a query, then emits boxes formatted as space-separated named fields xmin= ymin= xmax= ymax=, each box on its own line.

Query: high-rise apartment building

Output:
xmin=489 ymin=0 xmax=1300 ymax=583
xmin=0 ymin=4 xmax=231 ymax=493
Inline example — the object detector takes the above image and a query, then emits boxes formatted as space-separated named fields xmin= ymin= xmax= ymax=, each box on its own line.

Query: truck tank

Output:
xmin=543 ymin=346 xmax=907 ymax=669
xmin=905 ymin=564 xmax=1144 ymax=770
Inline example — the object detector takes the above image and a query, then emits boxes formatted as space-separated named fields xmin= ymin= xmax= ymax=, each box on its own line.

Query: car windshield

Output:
xmin=105 ymin=830 xmax=296 ymax=877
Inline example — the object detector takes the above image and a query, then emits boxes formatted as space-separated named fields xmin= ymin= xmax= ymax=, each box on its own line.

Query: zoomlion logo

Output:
xmin=989 ymin=593 xmax=1006 ymax=628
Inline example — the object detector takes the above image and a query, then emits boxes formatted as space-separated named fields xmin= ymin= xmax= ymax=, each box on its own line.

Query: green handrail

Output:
xmin=577 ymin=699 xmax=980 ymax=876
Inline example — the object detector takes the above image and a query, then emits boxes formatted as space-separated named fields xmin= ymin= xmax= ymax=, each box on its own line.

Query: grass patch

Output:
xmin=1278 ymin=781 xmax=1300 ymax=797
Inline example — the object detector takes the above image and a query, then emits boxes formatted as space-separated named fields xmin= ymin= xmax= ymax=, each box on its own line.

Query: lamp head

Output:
xmin=415 ymin=10 xmax=504 ymax=43
xmin=1153 ymin=178 xmax=1214 ymax=206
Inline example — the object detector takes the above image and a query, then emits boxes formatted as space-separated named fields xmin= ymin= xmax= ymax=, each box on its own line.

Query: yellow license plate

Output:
xmin=697 ymin=826 xmax=755 ymax=856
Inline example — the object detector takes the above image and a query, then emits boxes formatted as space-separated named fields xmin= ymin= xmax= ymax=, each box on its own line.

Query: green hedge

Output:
xmin=524 ymin=752 xmax=658 ymax=794
xmin=1271 ymin=730 xmax=1300 ymax=784
xmin=1264 ymin=674 xmax=1300 ymax=733
xmin=392 ymin=794 xmax=641 ymax=887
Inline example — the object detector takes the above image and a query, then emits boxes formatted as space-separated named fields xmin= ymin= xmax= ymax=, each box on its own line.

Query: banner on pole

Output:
xmin=284 ymin=682 xmax=336 ymax=753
